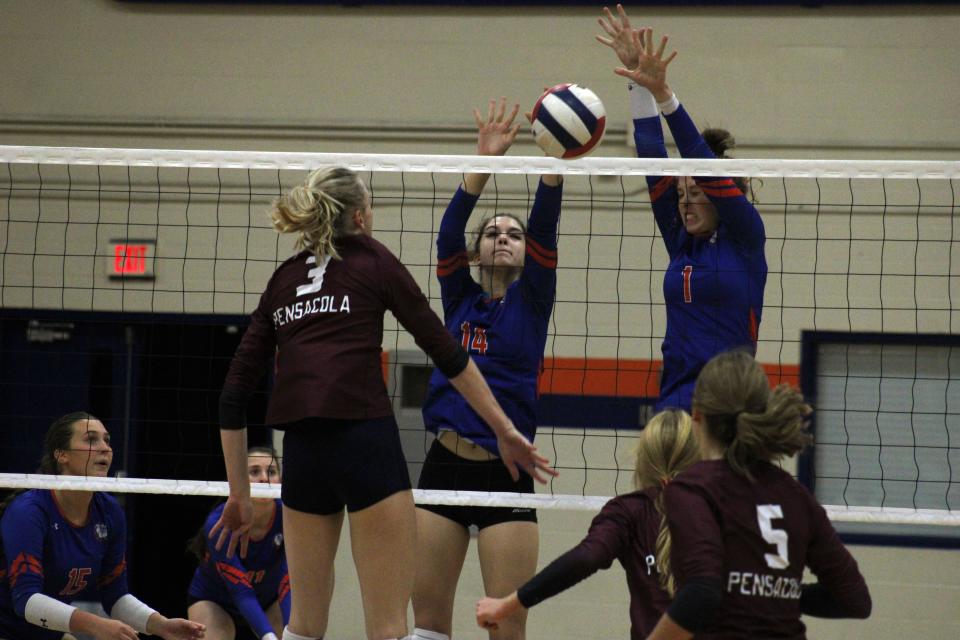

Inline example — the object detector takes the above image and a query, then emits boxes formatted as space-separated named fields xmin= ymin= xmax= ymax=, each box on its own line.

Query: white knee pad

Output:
xmin=282 ymin=628 xmax=320 ymax=640
xmin=410 ymin=629 xmax=450 ymax=640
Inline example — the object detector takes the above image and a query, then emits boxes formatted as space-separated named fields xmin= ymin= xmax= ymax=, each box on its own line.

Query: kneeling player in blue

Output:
xmin=648 ymin=351 xmax=871 ymax=639
xmin=0 ymin=412 xmax=205 ymax=640
xmin=475 ymin=409 xmax=700 ymax=639
xmin=188 ymin=447 xmax=289 ymax=640
xmin=598 ymin=6 xmax=768 ymax=413
xmin=412 ymin=97 xmax=562 ymax=640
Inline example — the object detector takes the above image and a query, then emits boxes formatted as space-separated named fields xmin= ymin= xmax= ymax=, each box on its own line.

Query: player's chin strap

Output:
xmin=24 ymin=593 xmax=76 ymax=633
xmin=109 ymin=593 xmax=157 ymax=633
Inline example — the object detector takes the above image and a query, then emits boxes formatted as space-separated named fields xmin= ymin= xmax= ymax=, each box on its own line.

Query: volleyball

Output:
xmin=530 ymin=83 xmax=606 ymax=159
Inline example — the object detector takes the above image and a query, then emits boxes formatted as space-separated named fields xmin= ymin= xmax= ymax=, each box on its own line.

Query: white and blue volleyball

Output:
xmin=530 ymin=84 xmax=606 ymax=159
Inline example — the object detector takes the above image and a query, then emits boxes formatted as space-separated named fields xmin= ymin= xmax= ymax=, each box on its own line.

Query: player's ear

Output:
xmin=351 ymin=208 xmax=364 ymax=232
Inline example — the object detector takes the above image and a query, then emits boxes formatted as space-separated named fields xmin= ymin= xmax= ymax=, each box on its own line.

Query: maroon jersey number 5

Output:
xmin=757 ymin=504 xmax=789 ymax=569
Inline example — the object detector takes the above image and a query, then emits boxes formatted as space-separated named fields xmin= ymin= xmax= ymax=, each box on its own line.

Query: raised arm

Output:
xmin=660 ymin=103 xmax=765 ymax=248
xmin=598 ymin=8 xmax=683 ymax=253
xmin=436 ymin=98 xmax=521 ymax=307
xmin=519 ymin=176 xmax=563 ymax=317
xmin=464 ymin=97 xmax=522 ymax=196
xmin=616 ymin=28 xmax=764 ymax=249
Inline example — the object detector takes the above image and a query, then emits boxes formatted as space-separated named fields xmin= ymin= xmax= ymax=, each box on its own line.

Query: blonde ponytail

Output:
xmin=270 ymin=167 xmax=368 ymax=262
xmin=633 ymin=408 xmax=699 ymax=595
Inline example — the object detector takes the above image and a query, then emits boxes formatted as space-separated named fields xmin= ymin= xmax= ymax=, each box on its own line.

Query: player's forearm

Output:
xmin=220 ymin=428 xmax=251 ymax=498
xmin=70 ymin=608 xmax=101 ymax=635
xmin=497 ymin=592 xmax=524 ymax=617
xmin=463 ymin=173 xmax=492 ymax=196
xmin=145 ymin=612 xmax=166 ymax=636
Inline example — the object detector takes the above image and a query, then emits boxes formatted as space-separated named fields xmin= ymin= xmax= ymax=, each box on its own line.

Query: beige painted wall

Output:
xmin=2 ymin=1 xmax=959 ymax=157
xmin=3 ymin=1 xmax=959 ymax=638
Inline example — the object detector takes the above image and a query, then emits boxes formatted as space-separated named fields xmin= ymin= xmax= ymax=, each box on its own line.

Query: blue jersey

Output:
xmin=0 ymin=490 xmax=129 ymax=640
xmin=634 ymin=103 xmax=767 ymax=411
xmin=188 ymin=499 xmax=289 ymax=639
xmin=422 ymin=180 xmax=563 ymax=454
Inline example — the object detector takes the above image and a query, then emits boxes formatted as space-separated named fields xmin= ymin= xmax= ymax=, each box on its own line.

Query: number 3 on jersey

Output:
xmin=757 ymin=504 xmax=789 ymax=569
xmin=460 ymin=321 xmax=488 ymax=355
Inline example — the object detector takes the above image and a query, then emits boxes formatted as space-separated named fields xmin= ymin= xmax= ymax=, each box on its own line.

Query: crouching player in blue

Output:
xmin=0 ymin=412 xmax=205 ymax=640
xmin=188 ymin=447 xmax=289 ymax=640
xmin=412 ymin=98 xmax=562 ymax=640
xmin=598 ymin=5 xmax=768 ymax=412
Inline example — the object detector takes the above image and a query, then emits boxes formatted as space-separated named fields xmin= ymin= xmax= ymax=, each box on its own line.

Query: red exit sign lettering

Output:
xmin=108 ymin=239 xmax=156 ymax=279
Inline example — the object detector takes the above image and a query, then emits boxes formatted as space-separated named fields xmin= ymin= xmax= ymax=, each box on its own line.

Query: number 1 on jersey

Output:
xmin=683 ymin=265 xmax=693 ymax=303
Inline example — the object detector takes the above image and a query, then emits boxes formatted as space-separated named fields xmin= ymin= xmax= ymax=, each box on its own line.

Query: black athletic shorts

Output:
xmin=281 ymin=415 xmax=412 ymax=515
xmin=416 ymin=438 xmax=536 ymax=529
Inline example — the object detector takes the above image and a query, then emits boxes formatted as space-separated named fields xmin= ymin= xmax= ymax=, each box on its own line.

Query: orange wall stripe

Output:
xmin=381 ymin=352 xmax=800 ymax=397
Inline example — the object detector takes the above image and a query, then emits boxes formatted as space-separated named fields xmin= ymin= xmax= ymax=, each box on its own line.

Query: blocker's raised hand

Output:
xmin=596 ymin=4 xmax=645 ymax=69
xmin=474 ymin=96 xmax=522 ymax=157
xmin=614 ymin=27 xmax=677 ymax=103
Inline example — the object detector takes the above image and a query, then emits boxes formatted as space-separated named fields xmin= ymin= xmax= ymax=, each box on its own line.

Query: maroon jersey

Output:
xmin=665 ymin=460 xmax=869 ymax=639
xmin=222 ymin=234 xmax=464 ymax=425
xmin=517 ymin=487 xmax=670 ymax=639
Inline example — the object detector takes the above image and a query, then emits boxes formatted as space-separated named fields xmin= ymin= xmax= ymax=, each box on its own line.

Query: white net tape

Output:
xmin=1 ymin=474 xmax=958 ymax=526
xmin=2 ymin=145 xmax=960 ymax=179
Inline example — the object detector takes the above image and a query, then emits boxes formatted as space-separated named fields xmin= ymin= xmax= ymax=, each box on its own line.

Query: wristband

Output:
xmin=110 ymin=594 xmax=157 ymax=633
xmin=627 ymin=83 xmax=659 ymax=119
xmin=263 ymin=634 xmax=280 ymax=640
xmin=658 ymin=93 xmax=680 ymax=116
xmin=24 ymin=593 xmax=77 ymax=632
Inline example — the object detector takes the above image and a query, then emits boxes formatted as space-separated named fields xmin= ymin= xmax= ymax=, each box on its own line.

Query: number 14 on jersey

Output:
xmin=460 ymin=322 xmax=488 ymax=355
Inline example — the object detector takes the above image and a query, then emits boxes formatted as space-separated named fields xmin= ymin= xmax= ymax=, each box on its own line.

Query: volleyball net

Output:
xmin=1 ymin=145 xmax=958 ymax=534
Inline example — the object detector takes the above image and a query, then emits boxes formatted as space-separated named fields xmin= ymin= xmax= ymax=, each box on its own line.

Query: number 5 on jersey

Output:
xmin=460 ymin=321 xmax=488 ymax=355
xmin=757 ymin=504 xmax=789 ymax=569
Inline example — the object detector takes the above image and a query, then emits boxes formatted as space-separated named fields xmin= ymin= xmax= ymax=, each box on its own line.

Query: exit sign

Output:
xmin=109 ymin=239 xmax=156 ymax=279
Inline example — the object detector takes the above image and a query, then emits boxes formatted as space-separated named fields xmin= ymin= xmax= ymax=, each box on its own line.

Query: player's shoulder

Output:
xmin=673 ymin=459 xmax=728 ymax=487
xmin=754 ymin=462 xmax=816 ymax=502
xmin=3 ymin=489 xmax=51 ymax=519
xmin=92 ymin=492 xmax=125 ymax=519
xmin=346 ymin=233 xmax=392 ymax=257
xmin=601 ymin=488 xmax=660 ymax=518
xmin=342 ymin=235 xmax=405 ymax=275
xmin=266 ymin=250 xmax=311 ymax=289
